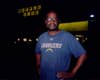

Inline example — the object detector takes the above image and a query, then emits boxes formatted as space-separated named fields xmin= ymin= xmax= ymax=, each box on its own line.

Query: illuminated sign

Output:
xmin=59 ymin=21 xmax=88 ymax=31
xmin=17 ymin=4 xmax=41 ymax=17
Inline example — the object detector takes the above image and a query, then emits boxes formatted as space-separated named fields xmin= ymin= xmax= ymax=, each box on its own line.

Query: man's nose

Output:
xmin=49 ymin=20 xmax=56 ymax=23
xmin=50 ymin=21 xmax=54 ymax=24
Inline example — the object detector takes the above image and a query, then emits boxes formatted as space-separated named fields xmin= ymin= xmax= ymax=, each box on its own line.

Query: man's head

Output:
xmin=45 ymin=11 xmax=59 ymax=31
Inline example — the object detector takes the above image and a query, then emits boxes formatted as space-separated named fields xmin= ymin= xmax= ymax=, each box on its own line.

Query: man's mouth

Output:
xmin=49 ymin=23 xmax=56 ymax=27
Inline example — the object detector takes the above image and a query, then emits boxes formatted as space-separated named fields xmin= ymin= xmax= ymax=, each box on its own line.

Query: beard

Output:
xmin=47 ymin=24 xmax=59 ymax=31
xmin=48 ymin=27 xmax=58 ymax=31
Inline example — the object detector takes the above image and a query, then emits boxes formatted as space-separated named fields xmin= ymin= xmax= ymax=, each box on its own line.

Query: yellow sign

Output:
xmin=59 ymin=21 xmax=88 ymax=31
xmin=17 ymin=4 xmax=41 ymax=17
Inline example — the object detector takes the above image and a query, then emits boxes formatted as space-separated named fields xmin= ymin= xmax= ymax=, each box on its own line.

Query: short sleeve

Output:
xmin=35 ymin=39 xmax=41 ymax=54
xmin=68 ymin=34 xmax=86 ymax=58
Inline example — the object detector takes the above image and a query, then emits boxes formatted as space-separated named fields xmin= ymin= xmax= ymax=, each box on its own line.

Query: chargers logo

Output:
xmin=46 ymin=48 xmax=54 ymax=53
xmin=41 ymin=43 xmax=62 ymax=48
xmin=41 ymin=43 xmax=62 ymax=53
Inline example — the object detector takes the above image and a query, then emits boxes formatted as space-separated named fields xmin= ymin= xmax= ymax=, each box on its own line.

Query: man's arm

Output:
xmin=36 ymin=53 xmax=41 ymax=74
xmin=57 ymin=53 xmax=87 ymax=79
xmin=71 ymin=53 xmax=87 ymax=74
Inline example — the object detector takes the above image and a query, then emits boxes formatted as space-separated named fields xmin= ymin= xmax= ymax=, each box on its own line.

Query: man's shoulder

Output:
xmin=62 ymin=30 xmax=73 ymax=37
xmin=39 ymin=32 xmax=47 ymax=39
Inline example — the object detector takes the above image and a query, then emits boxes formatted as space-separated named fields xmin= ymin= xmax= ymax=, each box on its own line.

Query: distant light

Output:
xmin=76 ymin=37 xmax=79 ymax=40
xmin=17 ymin=38 xmax=20 ymax=41
xmin=14 ymin=41 xmax=16 ymax=44
xmin=85 ymin=37 xmax=87 ymax=40
xmin=36 ymin=38 xmax=38 ymax=41
xmin=28 ymin=38 xmax=32 ymax=42
xmin=23 ymin=38 xmax=27 ymax=42
xmin=90 ymin=14 xmax=95 ymax=18
xmin=75 ymin=35 xmax=84 ymax=38
xmin=82 ymin=39 xmax=85 ymax=43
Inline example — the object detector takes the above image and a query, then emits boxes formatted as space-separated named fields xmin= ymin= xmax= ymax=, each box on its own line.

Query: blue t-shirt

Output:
xmin=35 ymin=30 xmax=86 ymax=80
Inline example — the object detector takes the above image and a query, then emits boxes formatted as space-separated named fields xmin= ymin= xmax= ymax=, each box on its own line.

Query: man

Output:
xmin=35 ymin=11 xmax=87 ymax=80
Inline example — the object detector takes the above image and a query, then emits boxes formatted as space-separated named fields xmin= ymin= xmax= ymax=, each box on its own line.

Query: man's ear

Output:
xmin=45 ymin=20 xmax=47 ymax=24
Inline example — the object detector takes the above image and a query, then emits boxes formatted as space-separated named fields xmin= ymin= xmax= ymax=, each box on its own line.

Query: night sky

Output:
xmin=1 ymin=0 xmax=96 ymax=33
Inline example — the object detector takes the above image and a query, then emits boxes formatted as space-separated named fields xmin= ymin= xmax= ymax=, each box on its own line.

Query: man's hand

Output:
xmin=56 ymin=72 xmax=75 ymax=79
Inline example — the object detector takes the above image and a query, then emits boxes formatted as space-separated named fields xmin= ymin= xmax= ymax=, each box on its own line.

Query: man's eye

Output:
xmin=47 ymin=18 xmax=56 ymax=21
xmin=47 ymin=18 xmax=52 ymax=21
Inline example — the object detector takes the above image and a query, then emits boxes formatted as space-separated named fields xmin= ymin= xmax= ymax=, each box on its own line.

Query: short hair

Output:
xmin=46 ymin=10 xmax=59 ymax=19
xmin=45 ymin=10 xmax=61 ymax=23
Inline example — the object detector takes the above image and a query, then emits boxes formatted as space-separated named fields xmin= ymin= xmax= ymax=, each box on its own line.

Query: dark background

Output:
xmin=0 ymin=0 xmax=98 ymax=80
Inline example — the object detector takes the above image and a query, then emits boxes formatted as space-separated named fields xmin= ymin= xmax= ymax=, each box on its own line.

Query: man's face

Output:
xmin=45 ymin=12 xmax=58 ymax=31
